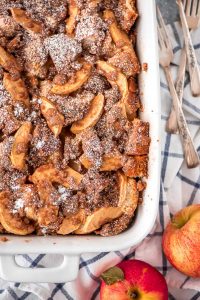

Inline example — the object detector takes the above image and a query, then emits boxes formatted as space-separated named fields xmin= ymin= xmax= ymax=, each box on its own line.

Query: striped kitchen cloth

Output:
xmin=0 ymin=21 xmax=200 ymax=300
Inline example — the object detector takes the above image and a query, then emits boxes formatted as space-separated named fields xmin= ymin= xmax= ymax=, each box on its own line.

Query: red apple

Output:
xmin=100 ymin=260 xmax=168 ymax=300
xmin=163 ymin=204 xmax=200 ymax=277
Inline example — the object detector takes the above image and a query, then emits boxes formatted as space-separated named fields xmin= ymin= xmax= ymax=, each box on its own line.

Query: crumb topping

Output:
xmin=57 ymin=91 xmax=94 ymax=125
xmin=24 ymin=35 xmax=48 ymax=67
xmin=29 ymin=122 xmax=61 ymax=168
xmin=75 ymin=12 xmax=107 ymax=54
xmin=23 ymin=0 xmax=67 ymax=30
xmin=82 ymin=128 xmax=103 ymax=169
xmin=0 ymin=0 xmax=148 ymax=236
xmin=45 ymin=34 xmax=82 ymax=74
xmin=0 ymin=81 xmax=11 ymax=107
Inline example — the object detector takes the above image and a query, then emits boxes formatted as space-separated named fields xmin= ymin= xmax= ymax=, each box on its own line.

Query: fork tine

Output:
xmin=156 ymin=6 xmax=172 ymax=51
xmin=183 ymin=0 xmax=187 ymax=10
xmin=157 ymin=25 xmax=165 ymax=49
xmin=197 ymin=0 xmax=200 ymax=15
xmin=185 ymin=0 xmax=191 ymax=16
xmin=192 ymin=0 xmax=198 ymax=15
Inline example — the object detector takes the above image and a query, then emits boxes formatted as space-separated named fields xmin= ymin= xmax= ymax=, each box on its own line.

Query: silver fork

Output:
xmin=167 ymin=0 xmax=200 ymax=133
xmin=157 ymin=7 xmax=199 ymax=168
xmin=166 ymin=47 xmax=186 ymax=134
xmin=178 ymin=0 xmax=200 ymax=96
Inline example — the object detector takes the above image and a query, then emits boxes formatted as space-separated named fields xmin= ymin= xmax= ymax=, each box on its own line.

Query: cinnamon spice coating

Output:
xmin=0 ymin=0 xmax=150 ymax=236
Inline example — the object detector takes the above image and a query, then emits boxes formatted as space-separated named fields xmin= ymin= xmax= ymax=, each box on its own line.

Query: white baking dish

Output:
xmin=0 ymin=0 xmax=160 ymax=283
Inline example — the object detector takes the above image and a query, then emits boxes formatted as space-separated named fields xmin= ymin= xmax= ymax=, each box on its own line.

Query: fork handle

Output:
xmin=177 ymin=0 xmax=200 ymax=96
xmin=164 ymin=66 xmax=199 ymax=168
xmin=166 ymin=48 xmax=186 ymax=134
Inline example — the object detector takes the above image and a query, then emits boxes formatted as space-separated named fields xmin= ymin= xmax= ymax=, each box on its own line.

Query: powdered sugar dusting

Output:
xmin=44 ymin=34 xmax=82 ymax=74
xmin=76 ymin=12 xmax=107 ymax=54
xmin=13 ymin=103 xmax=25 ymax=118
xmin=56 ymin=91 xmax=94 ymax=125
xmin=84 ymin=74 xmax=108 ymax=93
xmin=12 ymin=198 xmax=24 ymax=214
xmin=35 ymin=140 xmax=45 ymax=149
xmin=0 ymin=81 xmax=11 ymax=107
xmin=82 ymin=128 xmax=103 ymax=169
xmin=23 ymin=35 xmax=48 ymax=66
xmin=23 ymin=0 xmax=67 ymax=29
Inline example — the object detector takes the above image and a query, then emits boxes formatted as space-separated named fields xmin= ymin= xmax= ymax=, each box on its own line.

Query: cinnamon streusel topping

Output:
xmin=0 ymin=0 xmax=149 ymax=236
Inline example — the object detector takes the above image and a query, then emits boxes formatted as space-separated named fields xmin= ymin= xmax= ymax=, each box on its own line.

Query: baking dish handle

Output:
xmin=0 ymin=254 xmax=80 ymax=283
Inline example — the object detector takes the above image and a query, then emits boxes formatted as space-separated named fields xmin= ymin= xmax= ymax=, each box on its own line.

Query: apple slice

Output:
xmin=51 ymin=62 xmax=92 ymax=95
xmin=10 ymin=122 xmax=32 ymax=171
xmin=97 ymin=61 xmax=129 ymax=104
xmin=3 ymin=72 xmax=30 ymax=107
xmin=40 ymin=97 xmax=64 ymax=137
xmin=117 ymin=171 xmax=127 ymax=207
xmin=75 ymin=207 xmax=123 ymax=234
xmin=124 ymin=177 xmax=139 ymax=216
xmin=57 ymin=210 xmax=85 ymax=234
xmin=65 ymin=166 xmax=83 ymax=186
xmin=103 ymin=10 xmax=131 ymax=48
xmin=0 ymin=191 xmax=35 ymax=235
xmin=30 ymin=164 xmax=83 ymax=188
xmin=10 ymin=8 xmax=43 ymax=34
xmin=124 ymin=77 xmax=141 ymax=120
xmin=80 ymin=153 xmax=123 ymax=171
xmin=103 ymin=10 xmax=140 ymax=77
xmin=71 ymin=94 xmax=105 ymax=134
xmin=30 ymin=164 xmax=67 ymax=185
xmin=97 ymin=175 xmax=139 ymax=237
xmin=66 ymin=0 xmax=80 ymax=36
xmin=25 ymin=207 xmax=38 ymax=222
xmin=118 ymin=171 xmax=139 ymax=216
xmin=0 ymin=45 xmax=22 ymax=77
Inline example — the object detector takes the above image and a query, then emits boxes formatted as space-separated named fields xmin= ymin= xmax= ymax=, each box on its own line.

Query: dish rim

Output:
xmin=0 ymin=0 xmax=160 ymax=255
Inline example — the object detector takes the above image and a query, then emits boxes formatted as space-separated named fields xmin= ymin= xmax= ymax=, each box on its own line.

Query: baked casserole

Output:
xmin=0 ymin=0 xmax=150 ymax=236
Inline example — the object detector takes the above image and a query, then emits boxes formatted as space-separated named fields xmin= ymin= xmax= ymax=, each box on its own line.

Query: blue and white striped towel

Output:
xmin=0 ymin=22 xmax=200 ymax=300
